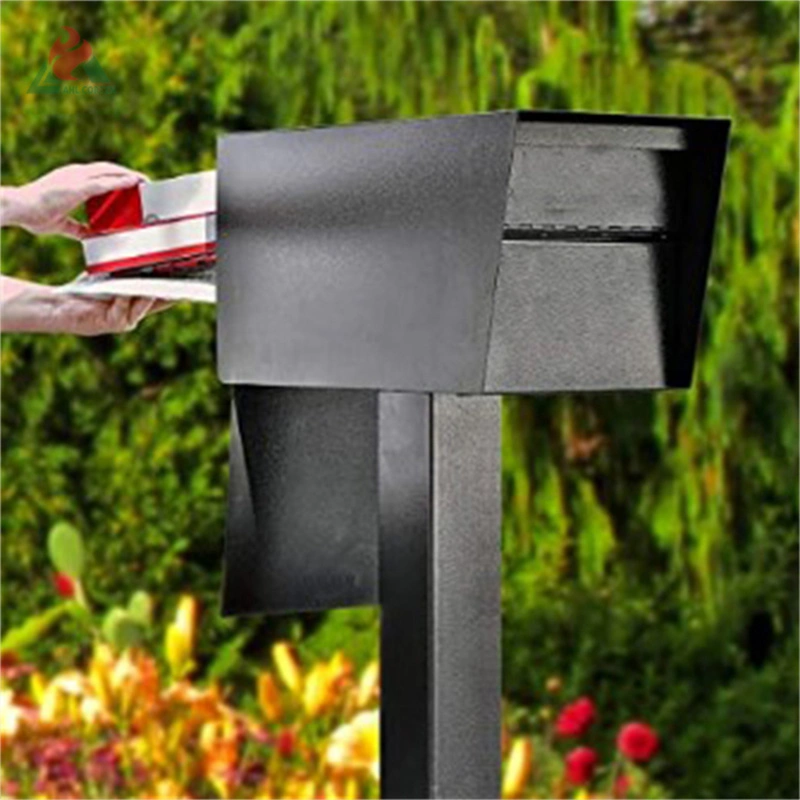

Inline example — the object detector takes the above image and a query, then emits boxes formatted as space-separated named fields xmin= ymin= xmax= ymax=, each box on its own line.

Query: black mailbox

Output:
xmin=216 ymin=111 xmax=729 ymax=798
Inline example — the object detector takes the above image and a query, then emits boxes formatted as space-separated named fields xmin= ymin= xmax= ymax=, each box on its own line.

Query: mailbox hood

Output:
xmin=216 ymin=110 xmax=729 ymax=395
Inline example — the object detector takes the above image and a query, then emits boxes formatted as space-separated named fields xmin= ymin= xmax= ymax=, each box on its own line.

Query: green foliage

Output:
xmin=0 ymin=605 xmax=69 ymax=655
xmin=102 ymin=606 xmax=146 ymax=651
xmin=47 ymin=521 xmax=85 ymax=579
xmin=299 ymin=608 xmax=380 ymax=672
xmin=1 ymin=3 xmax=797 ymax=798
xmin=127 ymin=590 xmax=154 ymax=627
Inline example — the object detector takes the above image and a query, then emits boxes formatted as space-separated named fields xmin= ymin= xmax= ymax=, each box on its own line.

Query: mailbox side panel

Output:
xmin=217 ymin=112 xmax=516 ymax=393
xmin=222 ymin=387 xmax=379 ymax=615
xmin=485 ymin=243 xmax=675 ymax=392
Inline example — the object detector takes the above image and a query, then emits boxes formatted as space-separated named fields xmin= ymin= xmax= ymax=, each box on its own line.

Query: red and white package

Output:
xmin=83 ymin=171 xmax=217 ymax=275
xmin=61 ymin=171 xmax=217 ymax=303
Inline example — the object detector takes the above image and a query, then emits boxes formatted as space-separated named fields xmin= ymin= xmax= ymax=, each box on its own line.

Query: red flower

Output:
xmin=613 ymin=772 xmax=632 ymax=798
xmin=277 ymin=728 xmax=295 ymax=758
xmin=555 ymin=696 xmax=596 ymax=738
xmin=565 ymin=747 xmax=598 ymax=785
xmin=617 ymin=722 xmax=659 ymax=762
xmin=53 ymin=573 xmax=76 ymax=598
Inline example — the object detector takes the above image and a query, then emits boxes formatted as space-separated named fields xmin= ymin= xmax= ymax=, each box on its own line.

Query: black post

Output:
xmin=379 ymin=393 xmax=502 ymax=798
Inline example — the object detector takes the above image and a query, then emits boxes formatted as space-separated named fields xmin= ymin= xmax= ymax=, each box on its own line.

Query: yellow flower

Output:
xmin=303 ymin=662 xmax=335 ymax=718
xmin=322 ymin=777 xmax=362 ymax=799
xmin=284 ymin=777 xmax=317 ymax=799
xmin=272 ymin=642 xmax=303 ymax=695
xmin=165 ymin=596 xmax=198 ymax=679
xmin=153 ymin=779 xmax=189 ymax=799
xmin=51 ymin=671 xmax=86 ymax=696
xmin=327 ymin=651 xmax=353 ymax=683
xmin=546 ymin=676 xmax=563 ymax=694
xmin=88 ymin=644 xmax=114 ymax=709
xmin=257 ymin=672 xmax=283 ymax=722
xmin=39 ymin=681 xmax=65 ymax=724
xmin=29 ymin=672 xmax=47 ymax=705
xmin=356 ymin=661 xmax=380 ymax=708
xmin=166 ymin=625 xmax=191 ymax=679
xmin=175 ymin=595 xmax=198 ymax=649
xmin=326 ymin=709 xmax=380 ymax=781
xmin=502 ymin=737 xmax=533 ymax=799
xmin=0 ymin=689 xmax=22 ymax=736
xmin=79 ymin=695 xmax=106 ymax=726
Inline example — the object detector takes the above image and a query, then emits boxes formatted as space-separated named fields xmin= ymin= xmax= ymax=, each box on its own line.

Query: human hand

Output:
xmin=0 ymin=162 xmax=147 ymax=239
xmin=1 ymin=282 xmax=171 ymax=336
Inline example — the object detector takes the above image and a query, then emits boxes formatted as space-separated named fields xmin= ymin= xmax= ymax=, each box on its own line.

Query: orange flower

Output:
xmin=199 ymin=719 xmax=239 ymax=798
xmin=257 ymin=672 xmax=283 ymax=722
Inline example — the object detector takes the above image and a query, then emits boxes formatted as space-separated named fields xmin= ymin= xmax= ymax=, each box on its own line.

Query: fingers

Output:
xmin=114 ymin=296 xmax=173 ymax=332
xmin=71 ymin=173 xmax=145 ymax=205
xmin=72 ymin=162 xmax=150 ymax=184
xmin=117 ymin=296 xmax=157 ymax=331
xmin=48 ymin=293 xmax=174 ymax=336
xmin=53 ymin=217 xmax=90 ymax=240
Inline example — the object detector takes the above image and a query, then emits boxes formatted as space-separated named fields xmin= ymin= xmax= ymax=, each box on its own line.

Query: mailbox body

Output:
xmin=218 ymin=110 xmax=729 ymax=395
xmin=216 ymin=110 xmax=729 ymax=616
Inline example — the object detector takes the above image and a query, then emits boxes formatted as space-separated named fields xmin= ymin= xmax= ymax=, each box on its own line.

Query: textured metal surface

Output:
xmin=378 ymin=393 xmax=432 ymax=798
xmin=217 ymin=113 xmax=516 ymax=393
xmin=379 ymin=393 xmax=501 ymax=799
xmin=217 ymin=110 xmax=729 ymax=395
xmin=222 ymin=387 xmax=378 ymax=615
xmin=430 ymin=395 xmax=501 ymax=797
xmin=485 ymin=243 xmax=675 ymax=392
xmin=506 ymin=142 xmax=685 ymax=232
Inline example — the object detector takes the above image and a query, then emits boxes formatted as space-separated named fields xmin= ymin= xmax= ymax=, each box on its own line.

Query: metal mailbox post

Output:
xmin=215 ymin=111 xmax=729 ymax=799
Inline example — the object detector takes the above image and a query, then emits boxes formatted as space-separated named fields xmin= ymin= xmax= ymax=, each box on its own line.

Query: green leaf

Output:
xmin=102 ymin=608 xmax=146 ymax=651
xmin=1 ymin=606 xmax=68 ymax=654
xmin=47 ymin=522 xmax=85 ymax=579
xmin=206 ymin=632 xmax=249 ymax=680
xmin=128 ymin=591 xmax=154 ymax=627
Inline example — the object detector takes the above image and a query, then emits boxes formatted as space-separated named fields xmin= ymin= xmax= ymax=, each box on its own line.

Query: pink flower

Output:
xmin=617 ymin=721 xmax=659 ymax=762
xmin=565 ymin=746 xmax=598 ymax=785
xmin=555 ymin=697 xmax=596 ymax=738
